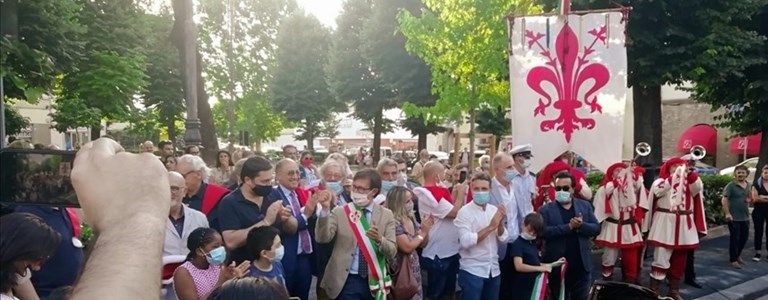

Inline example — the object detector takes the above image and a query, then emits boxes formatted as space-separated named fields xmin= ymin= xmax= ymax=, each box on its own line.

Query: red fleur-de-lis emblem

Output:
xmin=349 ymin=210 xmax=361 ymax=223
xmin=525 ymin=22 xmax=610 ymax=142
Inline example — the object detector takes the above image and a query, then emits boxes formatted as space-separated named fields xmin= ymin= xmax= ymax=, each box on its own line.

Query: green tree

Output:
xmin=319 ymin=116 xmax=342 ymax=140
xmin=269 ymin=11 xmax=338 ymax=150
xmin=399 ymin=0 xmax=537 ymax=169
xmin=688 ymin=6 xmax=768 ymax=171
xmin=475 ymin=107 xmax=510 ymax=141
xmin=212 ymin=94 xmax=286 ymax=149
xmin=539 ymin=0 xmax=767 ymax=166
xmin=53 ymin=0 xmax=148 ymax=139
xmin=143 ymin=12 xmax=185 ymax=142
xmin=363 ymin=0 xmax=445 ymax=151
xmin=3 ymin=105 xmax=30 ymax=136
xmin=198 ymin=0 xmax=295 ymax=145
xmin=328 ymin=0 xmax=395 ymax=164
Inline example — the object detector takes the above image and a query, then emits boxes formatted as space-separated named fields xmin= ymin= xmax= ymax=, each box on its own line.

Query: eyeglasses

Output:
xmin=352 ymin=186 xmax=372 ymax=193
xmin=170 ymin=186 xmax=183 ymax=192
xmin=303 ymin=157 xmax=313 ymax=161
xmin=181 ymin=170 xmax=199 ymax=178
xmin=554 ymin=186 xmax=571 ymax=192
xmin=284 ymin=170 xmax=300 ymax=176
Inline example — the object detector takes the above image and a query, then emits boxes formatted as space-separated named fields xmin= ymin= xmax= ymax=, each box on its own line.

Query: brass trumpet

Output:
xmin=690 ymin=145 xmax=706 ymax=161
xmin=631 ymin=142 xmax=652 ymax=166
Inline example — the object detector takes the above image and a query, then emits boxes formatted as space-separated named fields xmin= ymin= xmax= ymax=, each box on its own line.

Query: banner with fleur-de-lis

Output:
xmin=508 ymin=12 xmax=628 ymax=173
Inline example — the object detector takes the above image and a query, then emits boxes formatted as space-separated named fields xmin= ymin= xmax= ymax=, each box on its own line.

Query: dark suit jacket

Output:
xmin=539 ymin=198 xmax=601 ymax=272
xmin=267 ymin=186 xmax=312 ymax=274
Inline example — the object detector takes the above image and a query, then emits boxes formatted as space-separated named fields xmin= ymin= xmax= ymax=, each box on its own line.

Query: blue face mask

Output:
xmin=473 ymin=191 xmax=490 ymax=205
xmin=326 ymin=181 xmax=342 ymax=194
xmin=555 ymin=191 xmax=572 ymax=203
xmin=381 ymin=180 xmax=397 ymax=193
xmin=205 ymin=246 xmax=227 ymax=266
xmin=270 ymin=245 xmax=285 ymax=262
xmin=504 ymin=170 xmax=517 ymax=182
xmin=521 ymin=160 xmax=532 ymax=169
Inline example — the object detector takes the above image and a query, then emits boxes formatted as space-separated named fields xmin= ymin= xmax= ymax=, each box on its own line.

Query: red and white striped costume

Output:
xmin=594 ymin=163 xmax=649 ymax=283
xmin=646 ymin=158 xmax=707 ymax=283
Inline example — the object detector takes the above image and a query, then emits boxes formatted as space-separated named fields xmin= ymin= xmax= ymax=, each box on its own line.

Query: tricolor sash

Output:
xmin=343 ymin=204 xmax=392 ymax=300
xmin=530 ymin=260 xmax=568 ymax=300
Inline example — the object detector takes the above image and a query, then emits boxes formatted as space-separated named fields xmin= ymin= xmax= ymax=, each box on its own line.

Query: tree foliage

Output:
xmin=52 ymin=0 xmax=149 ymax=138
xmin=399 ymin=0 xmax=538 ymax=168
xmin=687 ymin=5 xmax=768 ymax=170
xmin=142 ymin=12 xmax=185 ymax=142
xmin=212 ymin=94 xmax=286 ymax=145
xmin=198 ymin=0 xmax=295 ymax=143
xmin=362 ymin=0 xmax=445 ymax=150
xmin=269 ymin=11 xmax=338 ymax=150
xmin=328 ymin=0 xmax=396 ymax=163
xmin=475 ymin=107 xmax=510 ymax=141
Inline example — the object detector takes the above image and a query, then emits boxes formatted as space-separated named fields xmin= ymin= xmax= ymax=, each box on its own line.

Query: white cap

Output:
xmin=509 ymin=144 xmax=533 ymax=157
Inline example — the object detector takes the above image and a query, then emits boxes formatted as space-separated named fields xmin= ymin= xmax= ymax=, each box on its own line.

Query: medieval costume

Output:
xmin=646 ymin=158 xmax=707 ymax=300
xmin=594 ymin=163 xmax=649 ymax=284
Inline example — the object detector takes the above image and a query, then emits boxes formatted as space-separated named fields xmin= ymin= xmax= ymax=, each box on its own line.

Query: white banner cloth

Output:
xmin=509 ymin=12 xmax=628 ymax=173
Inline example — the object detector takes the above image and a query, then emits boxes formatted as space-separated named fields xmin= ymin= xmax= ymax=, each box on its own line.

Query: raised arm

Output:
xmin=67 ymin=138 xmax=171 ymax=300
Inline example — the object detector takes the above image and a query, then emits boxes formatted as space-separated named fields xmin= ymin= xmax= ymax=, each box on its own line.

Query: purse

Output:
xmin=390 ymin=254 xmax=419 ymax=299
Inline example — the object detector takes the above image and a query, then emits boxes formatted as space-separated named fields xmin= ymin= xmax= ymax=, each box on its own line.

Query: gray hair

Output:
xmin=377 ymin=158 xmax=398 ymax=171
xmin=177 ymin=154 xmax=210 ymax=181
xmin=326 ymin=153 xmax=352 ymax=178
xmin=319 ymin=160 xmax=343 ymax=179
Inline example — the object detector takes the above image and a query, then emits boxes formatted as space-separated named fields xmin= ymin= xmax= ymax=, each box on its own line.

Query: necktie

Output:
xmin=290 ymin=191 xmax=312 ymax=254
xmin=358 ymin=208 xmax=370 ymax=278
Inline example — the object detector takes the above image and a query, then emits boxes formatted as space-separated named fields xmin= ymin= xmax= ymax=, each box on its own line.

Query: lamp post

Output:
xmin=180 ymin=0 xmax=201 ymax=147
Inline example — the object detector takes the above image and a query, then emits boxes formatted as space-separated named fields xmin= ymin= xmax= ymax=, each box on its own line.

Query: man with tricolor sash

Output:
xmin=315 ymin=169 xmax=397 ymax=300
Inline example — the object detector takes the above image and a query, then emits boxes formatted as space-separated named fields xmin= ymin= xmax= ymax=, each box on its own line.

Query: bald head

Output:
xmin=422 ymin=161 xmax=445 ymax=185
xmin=168 ymin=171 xmax=186 ymax=208
xmin=493 ymin=153 xmax=515 ymax=183
xmin=143 ymin=141 xmax=155 ymax=153
xmin=275 ymin=159 xmax=300 ymax=190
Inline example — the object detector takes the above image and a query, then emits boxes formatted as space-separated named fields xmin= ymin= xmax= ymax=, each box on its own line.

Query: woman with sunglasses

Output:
xmin=174 ymin=228 xmax=251 ymax=300
xmin=298 ymin=151 xmax=319 ymax=188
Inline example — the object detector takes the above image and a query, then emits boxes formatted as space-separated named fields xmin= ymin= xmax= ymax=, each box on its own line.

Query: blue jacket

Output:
xmin=266 ymin=187 xmax=312 ymax=274
xmin=539 ymin=199 xmax=600 ymax=272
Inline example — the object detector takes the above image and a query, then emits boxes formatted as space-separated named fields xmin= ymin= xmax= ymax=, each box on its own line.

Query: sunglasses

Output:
xmin=554 ymin=186 xmax=571 ymax=192
xmin=303 ymin=157 xmax=313 ymax=161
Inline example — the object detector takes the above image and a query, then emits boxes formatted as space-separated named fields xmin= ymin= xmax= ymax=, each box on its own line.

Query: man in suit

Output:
xmin=315 ymin=169 xmax=397 ymax=300
xmin=268 ymin=159 xmax=318 ymax=300
xmin=540 ymin=173 xmax=601 ymax=300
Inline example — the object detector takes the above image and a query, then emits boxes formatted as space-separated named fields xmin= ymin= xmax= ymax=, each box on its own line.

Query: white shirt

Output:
xmin=414 ymin=187 xmax=461 ymax=259
xmin=279 ymin=185 xmax=313 ymax=254
xmin=455 ymin=202 xmax=508 ymax=278
xmin=489 ymin=177 xmax=531 ymax=258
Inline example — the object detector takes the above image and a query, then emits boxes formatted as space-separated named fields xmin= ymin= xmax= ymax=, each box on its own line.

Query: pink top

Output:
xmin=175 ymin=261 xmax=221 ymax=299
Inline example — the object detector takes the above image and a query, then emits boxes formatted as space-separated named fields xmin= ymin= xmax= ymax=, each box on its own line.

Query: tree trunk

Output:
xmin=167 ymin=119 xmax=177 ymax=142
xmin=468 ymin=105 xmax=477 ymax=172
xmin=195 ymin=51 xmax=219 ymax=162
xmin=373 ymin=110 xmax=383 ymax=166
xmin=417 ymin=132 xmax=427 ymax=151
xmin=757 ymin=127 xmax=768 ymax=175
xmin=90 ymin=126 xmax=101 ymax=141
xmin=306 ymin=119 xmax=315 ymax=150
xmin=633 ymin=85 xmax=663 ymax=168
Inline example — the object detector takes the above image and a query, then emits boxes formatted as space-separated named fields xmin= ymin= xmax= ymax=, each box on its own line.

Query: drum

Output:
xmin=589 ymin=280 xmax=672 ymax=300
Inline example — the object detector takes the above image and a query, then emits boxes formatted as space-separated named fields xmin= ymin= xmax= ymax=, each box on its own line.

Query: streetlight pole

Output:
xmin=181 ymin=0 xmax=201 ymax=147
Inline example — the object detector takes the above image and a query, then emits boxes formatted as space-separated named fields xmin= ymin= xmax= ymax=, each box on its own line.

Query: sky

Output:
xmin=297 ymin=0 xmax=344 ymax=27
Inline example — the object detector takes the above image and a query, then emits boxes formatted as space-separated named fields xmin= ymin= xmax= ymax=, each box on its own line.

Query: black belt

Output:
xmin=656 ymin=208 xmax=692 ymax=215
xmin=605 ymin=217 xmax=636 ymax=225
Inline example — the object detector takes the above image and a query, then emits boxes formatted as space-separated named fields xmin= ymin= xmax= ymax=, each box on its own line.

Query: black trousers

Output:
xmin=685 ymin=249 xmax=696 ymax=281
xmin=728 ymin=221 xmax=750 ymax=262
xmin=754 ymin=205 xmax=768 ymax=251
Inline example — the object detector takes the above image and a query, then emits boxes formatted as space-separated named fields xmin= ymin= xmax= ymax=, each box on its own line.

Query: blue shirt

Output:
xmin=249 ymin=261 xmax=286 ymax=286
xmin=14 ymin=206 xmax=84 ymax=297
xmin=509 ymin=236 xmax=540 ymax=300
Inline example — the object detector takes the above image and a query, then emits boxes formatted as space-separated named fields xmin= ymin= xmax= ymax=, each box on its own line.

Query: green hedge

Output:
xmin=583 ymin=172 xmax=732 ymax=226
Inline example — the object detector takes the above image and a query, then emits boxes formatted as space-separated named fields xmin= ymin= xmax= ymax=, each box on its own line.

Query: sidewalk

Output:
xmin=594 ymin=225 xmax=768 ymax=300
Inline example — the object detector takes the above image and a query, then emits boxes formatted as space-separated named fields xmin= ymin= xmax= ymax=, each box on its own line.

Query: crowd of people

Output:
xmin=1 ymin=138 xmax=767 ymax=300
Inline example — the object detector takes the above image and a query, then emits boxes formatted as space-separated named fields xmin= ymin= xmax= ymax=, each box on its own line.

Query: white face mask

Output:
xmin=351 ymin=192 xmax=371 ymax=207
